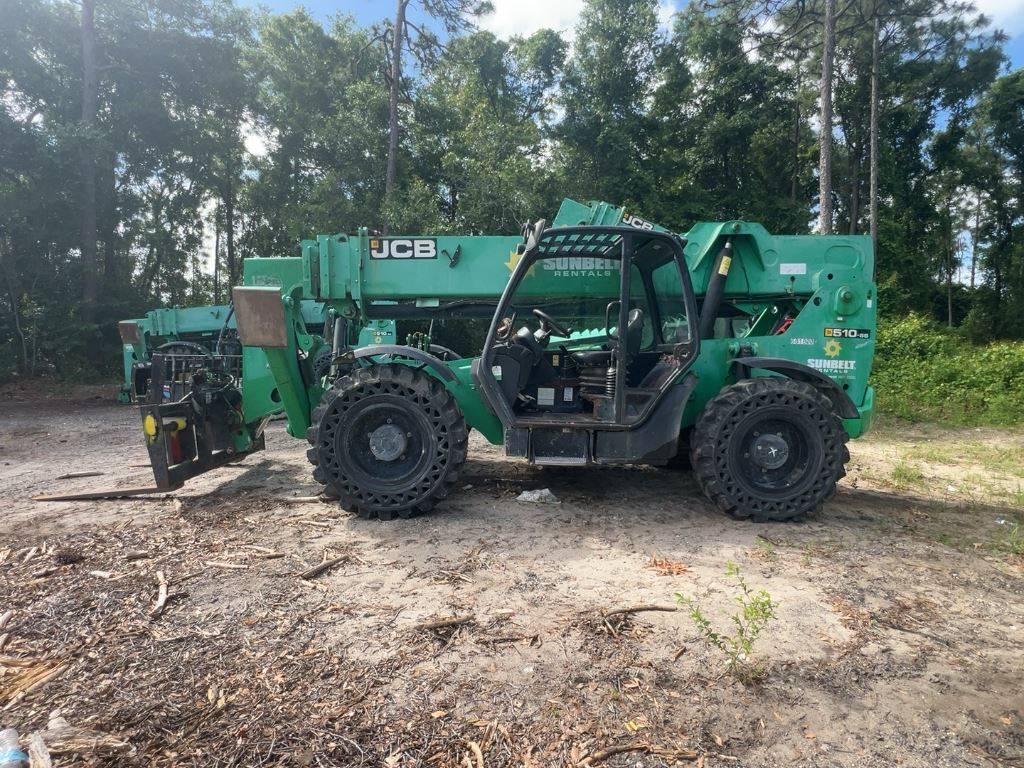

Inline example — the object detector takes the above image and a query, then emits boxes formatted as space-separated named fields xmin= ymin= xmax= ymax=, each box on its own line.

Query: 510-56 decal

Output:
xmin=824 ymin=327 xmax=871 ymax=340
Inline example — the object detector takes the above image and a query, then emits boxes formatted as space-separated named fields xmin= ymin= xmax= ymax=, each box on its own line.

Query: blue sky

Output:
xmin=246 ymin=0 xmax=1024 ymax=69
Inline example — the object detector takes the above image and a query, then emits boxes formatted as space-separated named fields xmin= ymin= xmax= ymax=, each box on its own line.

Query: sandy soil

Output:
xmin=0 ymin=384 xmax=1022 ymax=767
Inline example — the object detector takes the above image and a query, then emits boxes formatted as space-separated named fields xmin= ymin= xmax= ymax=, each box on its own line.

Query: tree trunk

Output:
xmin=79 ymin=0 xmax=99 ymax=320
xmin=869 ymin=15 xmax=880 ymax=256
xmin=970 ymin=193 xmax=980 ymax=289
xmin=224 ymin=181 xmax=236 ymax=287
xmin=818 ymin=0 xmax=836 ymax=234
xmin=101 ymin=149 xmax=117 ymax=289
xmin=849 ymin=135 xmax=859 ymax=234
xmin=0 ymin=244 xmax=29 ymax=374
xmin=791 ymin=64 xmax=801 ymax=205
xmin=946 ymin=258 xmax=954 ymax=327
xmin=214 ymin=203 xmax=221 ymax=304
xmin=384 ymin=0 xmax=408 ymax=227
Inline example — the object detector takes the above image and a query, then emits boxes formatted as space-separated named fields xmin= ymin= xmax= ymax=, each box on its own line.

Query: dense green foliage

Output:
xmin=1 ymin=0 xmax=1023 ymax=396
xmin=873 ymin=314 xmax=1024 ymax=424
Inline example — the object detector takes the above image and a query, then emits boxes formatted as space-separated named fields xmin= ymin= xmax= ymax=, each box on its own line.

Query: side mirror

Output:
xmin=523 ymin=218 xmax=547 ymax=252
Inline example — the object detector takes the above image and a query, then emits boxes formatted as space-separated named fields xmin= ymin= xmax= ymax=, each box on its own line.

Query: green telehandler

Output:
xmin=137 ymin=198 xmax=876 ymax=522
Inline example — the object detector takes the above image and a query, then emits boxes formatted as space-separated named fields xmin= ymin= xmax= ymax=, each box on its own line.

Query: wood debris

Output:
xmin=298 ymin=554 xmax=350 ymax=580
xmin=150 ymin=571 xmax=168 ymax=618
xmin=413 ymin=614 xmax=475 ymax=632
xmin=647 ymin=553 xmax=689 ymax=576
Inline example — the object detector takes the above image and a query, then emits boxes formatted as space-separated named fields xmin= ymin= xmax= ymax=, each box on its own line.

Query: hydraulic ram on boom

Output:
xmin=138 ymin=198 xmax=876 ymax=523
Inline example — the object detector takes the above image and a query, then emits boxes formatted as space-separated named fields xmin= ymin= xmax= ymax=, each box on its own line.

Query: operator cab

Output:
xmin=476 ymin=224 xmax=699 ymax=465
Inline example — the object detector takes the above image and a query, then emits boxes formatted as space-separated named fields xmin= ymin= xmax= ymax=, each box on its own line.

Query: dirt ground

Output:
xmin=1 ymin=384 xmax=1022 ymax=767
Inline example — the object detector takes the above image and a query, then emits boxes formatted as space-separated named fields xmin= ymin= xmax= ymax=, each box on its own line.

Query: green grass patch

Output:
xmin=873 ymin=315 xmax=1024 ymax=427
xmin=903 ymin=444 xmax=957 ymax=464
xmin=990 ymin=520 xmax=1024 ymax=557
xmin=889 ymin=461 xmax=926 ymax=489
xmin=903 ymin=442 xmax=1024 ymax=479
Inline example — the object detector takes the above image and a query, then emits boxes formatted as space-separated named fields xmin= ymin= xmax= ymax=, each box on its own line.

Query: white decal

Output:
xmin=370 ymin=238 xmax=437 ymax=259
xmin=789 ymin=337 xmax=815 ymax=346
xmin=807 ymin=358 xmax=856 ymax=372
xmin=542 ymin=257 xmax=617 ymax=277
xmin=537 ymin=387 xmax=555 ymax=406
xmin=622 ymin=213 xmax=654 ymax=230
xmin=780 ymin=263 xmax=807 ymax=275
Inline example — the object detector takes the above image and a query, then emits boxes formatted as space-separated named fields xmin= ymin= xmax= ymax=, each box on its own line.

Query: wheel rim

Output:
xmin=726 ymin=407 xmax=824 ymax=499
xmin=335 ymin=395 xmax=436 ymax=491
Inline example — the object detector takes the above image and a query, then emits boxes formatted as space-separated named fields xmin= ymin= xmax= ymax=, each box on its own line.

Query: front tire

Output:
xmin=690 ymin=378 xmax=850 ymax=522
xmin=306 ymin=364 xmax=468 ymax=521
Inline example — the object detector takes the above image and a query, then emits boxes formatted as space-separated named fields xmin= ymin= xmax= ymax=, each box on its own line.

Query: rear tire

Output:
xmin=690 ymin=378 xmax=849 ymax=522
xmin=306 ymin=363 xmax=468 ymax=521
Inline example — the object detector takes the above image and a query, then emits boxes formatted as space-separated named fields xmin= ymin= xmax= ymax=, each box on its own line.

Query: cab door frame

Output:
xmin=473 ymin=225 xmax=700 ymax=434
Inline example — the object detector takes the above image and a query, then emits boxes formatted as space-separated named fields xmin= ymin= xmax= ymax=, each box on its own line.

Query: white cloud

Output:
xmin=972 ymin=0 xmax=1024 ymax=32
xmin=478 ymin=0 xmax=678 ymax=40
xmin=478 ymin=0 xmax=585 ymax=39
xmin=657 ymin=1 xmax=678 ymax=31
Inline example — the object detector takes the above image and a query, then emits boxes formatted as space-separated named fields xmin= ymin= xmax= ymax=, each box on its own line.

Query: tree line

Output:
xmin=1 ymin=0 xmax=1022 ymax=378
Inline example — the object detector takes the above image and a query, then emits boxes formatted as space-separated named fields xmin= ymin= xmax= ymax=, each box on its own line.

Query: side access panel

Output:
xmin=594 ymin=376 xmax=696 ymax=464
xmin=504 ymin=376 xmax=697 ymax=466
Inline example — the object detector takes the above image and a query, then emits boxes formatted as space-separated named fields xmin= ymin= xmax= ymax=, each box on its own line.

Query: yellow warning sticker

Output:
xmin=718 ymin=255 xmax=732 ymax=276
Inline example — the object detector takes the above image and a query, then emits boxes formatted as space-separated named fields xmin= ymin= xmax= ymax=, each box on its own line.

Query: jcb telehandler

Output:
xmin=138 ymin=198 xmax=876 ymax=522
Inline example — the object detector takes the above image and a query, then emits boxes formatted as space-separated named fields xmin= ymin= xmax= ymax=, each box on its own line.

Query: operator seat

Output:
xmin=573 ymin=308 xmax=645 ymax=367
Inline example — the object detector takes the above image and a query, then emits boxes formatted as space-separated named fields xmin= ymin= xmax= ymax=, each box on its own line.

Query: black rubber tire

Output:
xmin=306 ymin=363 xmax=468 ymax=521
xmin=690 ymin=378 xmax=850 ymax=522
xmin=311 ymin=345 xmax=333 ymax=382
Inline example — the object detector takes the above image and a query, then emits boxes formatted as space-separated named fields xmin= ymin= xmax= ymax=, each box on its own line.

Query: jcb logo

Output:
xmin=369 ymin=238 xmax=437 ymax=259
xmin=622 ymin=213 xmax=654 ymax=231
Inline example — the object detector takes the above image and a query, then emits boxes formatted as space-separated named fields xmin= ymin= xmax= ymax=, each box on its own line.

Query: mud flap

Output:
xmin=140 ymin=354 xmax=265 ymax=490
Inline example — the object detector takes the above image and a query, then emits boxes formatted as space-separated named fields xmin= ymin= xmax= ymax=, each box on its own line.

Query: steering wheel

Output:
xmin=532 ymin=308 xmax=571 ymax=337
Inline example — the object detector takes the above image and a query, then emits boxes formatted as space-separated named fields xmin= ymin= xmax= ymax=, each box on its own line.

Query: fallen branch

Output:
xmin=413 ymin=615 xmax=475 ymax=632
xmin=603 ymin=604 xmax=678 ymax=618
xmin=204 ymin=561 xmax=248 ymax=571
xmin=466 ymin=741 xmax=484 ymax=768
xmin=56 ymin=471 xmax=104 ymax=480
xmin=299 ymin=555 xmax=349 ymax=580
xmin=29 ymin=711 xmax=131 ymax=755
xmin=1 ymin=660 xmax=68 ymax=707
xmin=478 ymin=633 xmax=539 ymax=646
xmin=578 ymin=743 xmax=700 ymax=766
xmin=150 ymin=571 xmax=168 ymax=618
xmin=27 ymin=732 xmax=52 ymax=768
